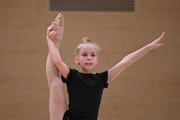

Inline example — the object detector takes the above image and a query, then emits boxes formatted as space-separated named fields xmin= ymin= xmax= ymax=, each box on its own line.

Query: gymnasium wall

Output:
xmin=0 ymin=0 xmax=180 ymax=120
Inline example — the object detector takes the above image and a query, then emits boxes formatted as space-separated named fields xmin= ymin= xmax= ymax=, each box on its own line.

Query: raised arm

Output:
xmin=46 ymin=22 xmax=69 ymax=79
xmin=107 ymin=32 xmax=165 ymax=83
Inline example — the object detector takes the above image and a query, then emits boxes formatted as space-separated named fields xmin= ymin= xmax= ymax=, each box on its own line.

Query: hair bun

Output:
xmin=81 ymin=37 xmax=92 ymax=43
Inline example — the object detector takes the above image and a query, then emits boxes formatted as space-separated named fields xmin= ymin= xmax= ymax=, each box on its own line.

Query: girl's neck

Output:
xmin=79 ymin=68 xmax=93 ymax=74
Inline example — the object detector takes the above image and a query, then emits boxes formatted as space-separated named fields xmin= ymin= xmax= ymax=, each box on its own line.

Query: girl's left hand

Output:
xmin=148 ymin=32 xmax=165 ymax=49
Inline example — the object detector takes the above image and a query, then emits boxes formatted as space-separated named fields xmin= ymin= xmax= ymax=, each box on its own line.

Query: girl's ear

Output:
xmin=74 ymin=57 xmax=79 ymax=65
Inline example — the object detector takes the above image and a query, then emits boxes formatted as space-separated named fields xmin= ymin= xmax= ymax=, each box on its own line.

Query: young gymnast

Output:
xmin=46 ymin=13 xmax=165 ymax=120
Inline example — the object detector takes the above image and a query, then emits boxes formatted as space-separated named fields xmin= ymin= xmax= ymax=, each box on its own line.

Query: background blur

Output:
xmin=0 ymin=0 xmax=180 ymax=120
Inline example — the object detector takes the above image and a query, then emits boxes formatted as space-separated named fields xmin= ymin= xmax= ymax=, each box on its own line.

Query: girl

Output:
xmin=46 ymin=13 xmax=165 ymax=120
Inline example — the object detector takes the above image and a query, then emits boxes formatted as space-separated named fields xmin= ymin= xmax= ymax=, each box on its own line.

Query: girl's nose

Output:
xmin=87 ymin=56 xmax=91 ymax=60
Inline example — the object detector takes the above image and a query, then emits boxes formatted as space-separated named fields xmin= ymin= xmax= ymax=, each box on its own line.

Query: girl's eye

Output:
xmin=82 ymin=54 xmax=87 ymax=56
xmin=91 ymin=54 xmax=96 ymax=57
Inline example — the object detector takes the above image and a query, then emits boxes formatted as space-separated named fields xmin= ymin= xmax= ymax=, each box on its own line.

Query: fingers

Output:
xmin=51 ymin=22 xmax=58 ymax=31
xmin=155 ymin=32 xmax=165 ymax=48
xmin=160 ymin=32 xmax=165 ymax=39
xmin=158 ymin=32 xmax=165 ymax=42
xmin=47 ymin=22 xmax=58 ymax=34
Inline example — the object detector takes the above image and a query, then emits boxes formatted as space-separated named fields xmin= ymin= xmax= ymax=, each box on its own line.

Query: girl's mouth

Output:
xmin=85 ymin=63 xmax=92 ymax=66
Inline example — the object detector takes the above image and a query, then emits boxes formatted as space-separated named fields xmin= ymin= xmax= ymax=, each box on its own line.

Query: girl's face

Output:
xmin=75 ymin=44 xmax=98 ymax=73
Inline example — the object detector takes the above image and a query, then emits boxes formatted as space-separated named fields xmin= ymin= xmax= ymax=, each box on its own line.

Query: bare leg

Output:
xmin=46 ymin=54 xmax=67 ymax=120
xmin=46 ymin=14 xmax=67 ymax=120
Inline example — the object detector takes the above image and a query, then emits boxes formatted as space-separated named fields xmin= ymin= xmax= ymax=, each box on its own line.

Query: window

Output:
xmin=49 ymin=0 xmax=135 ymax=12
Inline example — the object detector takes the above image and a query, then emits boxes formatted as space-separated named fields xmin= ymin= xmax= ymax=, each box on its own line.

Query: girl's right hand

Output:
xmin=46 ymin=22 xmax=58 ymax=40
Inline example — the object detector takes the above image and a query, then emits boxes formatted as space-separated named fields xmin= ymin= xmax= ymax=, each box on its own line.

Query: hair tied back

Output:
xmin=81 ymin=37 xmax=92 ymax=43
xmin=75 ymin=37 xmax=101 ymax=56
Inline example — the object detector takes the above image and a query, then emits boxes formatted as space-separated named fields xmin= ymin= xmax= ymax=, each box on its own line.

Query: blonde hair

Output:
xmin=75 ymin=37 xmax=102 ymax=56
